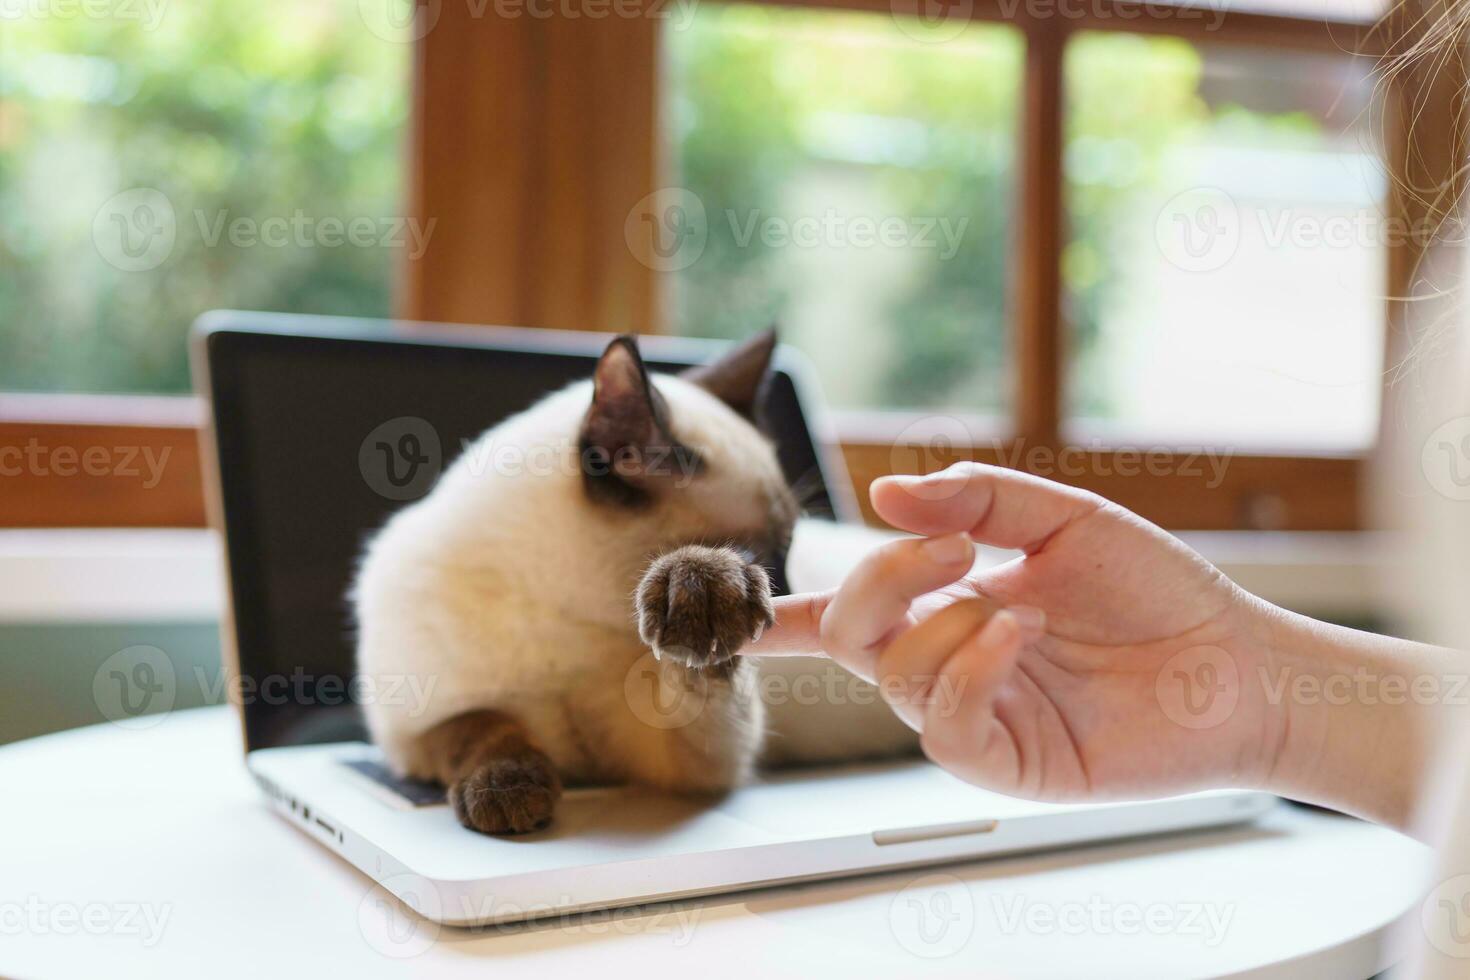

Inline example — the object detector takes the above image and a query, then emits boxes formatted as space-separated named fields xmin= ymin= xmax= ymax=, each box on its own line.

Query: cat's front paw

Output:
xmin=636 ymin=545 xmax=776 ymax=671
xmin=448 ymin=749 xmax=562 ymax=835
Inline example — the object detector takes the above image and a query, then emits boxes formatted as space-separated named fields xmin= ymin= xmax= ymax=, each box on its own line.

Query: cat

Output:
xmin=354 ymin=331 xmax=912 ymax=835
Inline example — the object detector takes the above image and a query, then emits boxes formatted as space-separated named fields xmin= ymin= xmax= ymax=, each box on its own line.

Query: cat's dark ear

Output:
xmin=580 ymin=335 xmax=694 ymax=504
xmin=682 ymin=328 xmax=776 ymax=421
xmin=583 ymin=335 xmax=663 ymax=460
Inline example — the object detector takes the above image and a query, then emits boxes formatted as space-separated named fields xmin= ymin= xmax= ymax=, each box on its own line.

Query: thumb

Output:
xmin=872 ymin=462 xmax=1102 ymax=555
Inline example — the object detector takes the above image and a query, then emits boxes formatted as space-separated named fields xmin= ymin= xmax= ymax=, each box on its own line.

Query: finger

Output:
xmin=874 ymin=597 xmax=999 ymax=730
xmin=876 ymin=599 xmax=1046 ymax=730
xmin=742 ymin=592 xmax=833 ymax=657
xmin=918 ymin=611 xmax=1027 ymax=778
xmin=871 ymin=462 xmax=1103 ymax=555
xmin=818 ymin=532 xmax=976 ymax=681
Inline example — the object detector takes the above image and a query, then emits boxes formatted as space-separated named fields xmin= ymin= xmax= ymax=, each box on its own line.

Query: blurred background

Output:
xmin=2 ymin=0 xmax=1461 ymax=743
xmin=3 ymin=0 xmax=1387 ymax=437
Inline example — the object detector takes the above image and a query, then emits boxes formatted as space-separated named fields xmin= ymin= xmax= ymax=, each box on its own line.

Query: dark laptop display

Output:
xmin=196 ymin=314 xmax=845 ymax=752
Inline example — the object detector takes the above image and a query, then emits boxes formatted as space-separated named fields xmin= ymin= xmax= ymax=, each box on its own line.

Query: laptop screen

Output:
xmin=199 ymin=316 xmax=845 ymax=752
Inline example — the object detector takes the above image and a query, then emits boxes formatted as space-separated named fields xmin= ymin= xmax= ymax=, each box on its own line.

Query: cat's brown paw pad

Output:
xmin=636 ymin=545 xmax=776 ymax=670
xmin=448 ymin=751 xmax=562 ymax=835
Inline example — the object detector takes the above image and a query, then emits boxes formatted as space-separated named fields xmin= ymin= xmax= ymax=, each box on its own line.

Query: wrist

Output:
xmin=1254 ymin=601 xmax=1452 ymax=836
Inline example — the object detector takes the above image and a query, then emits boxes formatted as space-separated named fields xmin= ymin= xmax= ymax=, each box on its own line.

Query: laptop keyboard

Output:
xmin=341 ymin=758 xmax=446 ymax=807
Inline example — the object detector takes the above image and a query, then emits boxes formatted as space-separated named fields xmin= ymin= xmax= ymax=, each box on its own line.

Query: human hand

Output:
xmin=750 ymin=462 xmax=1287 ymax=804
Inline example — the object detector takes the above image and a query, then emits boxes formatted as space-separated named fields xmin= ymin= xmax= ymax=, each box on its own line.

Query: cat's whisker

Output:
xmin=786 ymin=466 xmax=835 ymax=518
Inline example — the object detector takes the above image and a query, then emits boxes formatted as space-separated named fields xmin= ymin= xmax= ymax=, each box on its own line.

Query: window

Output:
xmin=5 ymin=0 xmax=1457 ymax=530
xmin=1 ymin=0 xmax=409 ymax=394
xmin=666 ymin=5 xmax=1022 ymax=415
xmin=667 ymin=8 xmax=1393 ymax=450
xmin=646 ymin=1 xmax=1412 ymax=529
xmin=1064 ymin=34 xmax=1384 ymax=452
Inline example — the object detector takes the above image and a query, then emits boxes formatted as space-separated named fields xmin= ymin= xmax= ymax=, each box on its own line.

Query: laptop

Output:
xmin=191 ymin=310 xmax=1277 ymax=927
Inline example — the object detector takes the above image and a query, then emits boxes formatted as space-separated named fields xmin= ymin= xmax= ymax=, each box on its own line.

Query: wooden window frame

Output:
xmin=1 ymin=0 xmax=1461 ymax=530
xmin=0 ymin=395 xmax=205 ymax=528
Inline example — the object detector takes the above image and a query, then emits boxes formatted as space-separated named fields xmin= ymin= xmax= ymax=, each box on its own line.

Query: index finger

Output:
xmin=743 ymin=592 xmax=833 ymax=657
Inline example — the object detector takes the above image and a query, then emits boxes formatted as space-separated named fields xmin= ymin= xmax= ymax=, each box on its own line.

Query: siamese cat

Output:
xmin=354 ymin=332 xmax=912 ymax=835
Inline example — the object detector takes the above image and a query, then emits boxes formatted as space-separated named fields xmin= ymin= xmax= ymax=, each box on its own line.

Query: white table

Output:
xmin=0 ymin=707 xmax=1432 ymax=979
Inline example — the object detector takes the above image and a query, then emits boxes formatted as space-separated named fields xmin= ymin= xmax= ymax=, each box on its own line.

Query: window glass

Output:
xmin=1 ymin=0 xmax=409 ymax=392
xmin=666 ymin=3 xmax=1022 ymax=414
xmin=1064 ymin=34 xmax=1385 ymax=451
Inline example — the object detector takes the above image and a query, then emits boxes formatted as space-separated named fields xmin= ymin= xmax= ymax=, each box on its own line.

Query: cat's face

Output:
xmin=577 ymin=332 xmax=798 ymax=580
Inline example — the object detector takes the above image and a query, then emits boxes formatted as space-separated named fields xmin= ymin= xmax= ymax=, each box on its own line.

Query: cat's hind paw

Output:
xmin=636 ymin=545 xmax=776 ymax=671
xmin=448 ymin=749 xmax=562 ymax=835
